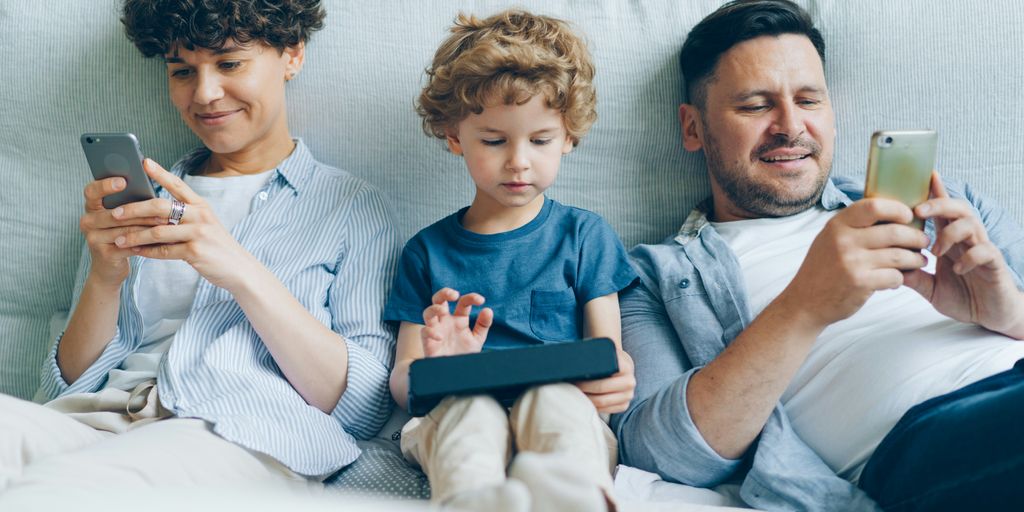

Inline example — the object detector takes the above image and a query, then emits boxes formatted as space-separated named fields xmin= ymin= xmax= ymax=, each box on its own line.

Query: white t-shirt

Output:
xmin=711 ymin=207 xmax=1024 ymax=482
xmin=103 ymin=169 xmax=275 ymax=392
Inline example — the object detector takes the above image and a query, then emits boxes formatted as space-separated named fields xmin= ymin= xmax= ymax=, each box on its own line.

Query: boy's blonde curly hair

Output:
xmin=417 ymin=10 xmax=597 ymax=146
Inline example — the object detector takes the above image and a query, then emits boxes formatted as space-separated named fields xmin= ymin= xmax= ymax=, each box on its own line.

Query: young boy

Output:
xmin=384 ymin=9 xmax=637 ymax=512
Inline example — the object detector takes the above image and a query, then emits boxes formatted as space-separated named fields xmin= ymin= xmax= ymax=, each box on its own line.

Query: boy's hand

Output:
xmin=575 ymin=350 xmax=636 ymax=414
xmin=421 ymin=287 xmax=493 ymax=357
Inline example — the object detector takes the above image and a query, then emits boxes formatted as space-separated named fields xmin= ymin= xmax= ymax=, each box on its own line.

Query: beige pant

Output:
xmin=0 ymin=387 xmax=312 ymax=499
xmin=401 ymin=383 xmax=617 ymax=503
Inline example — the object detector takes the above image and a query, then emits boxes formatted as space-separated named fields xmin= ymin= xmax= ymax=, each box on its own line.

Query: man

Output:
xmin=610 ymin=1 xmax=1024 ymax=510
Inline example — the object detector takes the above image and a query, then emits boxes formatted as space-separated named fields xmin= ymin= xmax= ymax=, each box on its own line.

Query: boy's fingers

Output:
xmin=431 ymin=287 xmax=459 ymax=305
xmin=422 ymin=304 xmax=449 ymax=324
xmin=472 ymin=307 xmax=493 ymax=339
xmin=453 ymin=293 xmax=485 ymax=317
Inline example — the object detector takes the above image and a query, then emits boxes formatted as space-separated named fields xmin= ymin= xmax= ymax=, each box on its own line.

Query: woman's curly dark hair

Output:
xmin=122 ymin=0 xmax=325 ymax=58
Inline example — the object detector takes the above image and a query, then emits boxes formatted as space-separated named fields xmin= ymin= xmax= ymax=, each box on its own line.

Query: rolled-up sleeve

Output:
xmin=38 ymin=247 xmax=132 ymax=402
xmin=328 ymin=185 xmax=401 ymax=440
xmin=611 ymin=281 xmax=743 ymax=487
xmin=39 ymin=328 xmax=125 ymax=401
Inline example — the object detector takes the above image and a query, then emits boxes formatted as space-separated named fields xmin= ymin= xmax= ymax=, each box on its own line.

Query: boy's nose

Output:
xmin=505 ymin=144 xmax=530 ymax=171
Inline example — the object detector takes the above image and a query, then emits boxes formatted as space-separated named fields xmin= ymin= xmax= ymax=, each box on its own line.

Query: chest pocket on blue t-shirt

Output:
xmin=529 ymin=288 xmax=579 ymax=342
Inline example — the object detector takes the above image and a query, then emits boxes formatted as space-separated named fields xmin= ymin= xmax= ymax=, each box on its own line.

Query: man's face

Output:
xmin=681 ymin=34 xmax=835 ymax=221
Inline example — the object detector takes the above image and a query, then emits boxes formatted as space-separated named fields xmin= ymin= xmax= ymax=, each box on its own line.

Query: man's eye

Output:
xmin=169 ymin=68 xmax=192 ymax=78
xmin=219 ymin=61 xmax=241 ymax=70
xmin=739 ymin=105 xmax=768 ymax=113
xmin=481 ymin=139 xmax=505 ymax=146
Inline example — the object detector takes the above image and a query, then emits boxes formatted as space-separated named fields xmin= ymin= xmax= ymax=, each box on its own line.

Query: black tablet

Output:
xmin=407 ymin=337 xmax=619 ymax=416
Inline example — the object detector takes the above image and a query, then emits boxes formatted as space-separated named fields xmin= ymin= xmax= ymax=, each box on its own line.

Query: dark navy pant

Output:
xmin=860 ymin=358 xmax=1024 ymax=511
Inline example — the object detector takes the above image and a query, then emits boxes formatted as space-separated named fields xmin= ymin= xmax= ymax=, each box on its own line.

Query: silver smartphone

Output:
xmin=80 ymin=132 xmax=156 ymax=209
xmin=864 ymin=130 xmax=937 ymax=229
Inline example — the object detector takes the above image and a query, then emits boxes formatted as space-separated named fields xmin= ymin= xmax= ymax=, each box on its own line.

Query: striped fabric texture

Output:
xmin=38 ymin=141 xmax=402 ymax=476
xmin=3 ymin=0 xmax=1024 ymax=399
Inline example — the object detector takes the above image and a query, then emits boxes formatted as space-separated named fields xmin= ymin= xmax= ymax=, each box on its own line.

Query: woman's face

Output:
xmin=164 ymin=41 xmax=303 ymax=156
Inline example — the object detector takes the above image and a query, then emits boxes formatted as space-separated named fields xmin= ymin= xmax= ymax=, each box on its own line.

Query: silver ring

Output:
xmin=168 ymin=200 xmax=186 ymax=225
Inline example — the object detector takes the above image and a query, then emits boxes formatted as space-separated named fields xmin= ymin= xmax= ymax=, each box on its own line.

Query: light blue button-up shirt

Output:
xmin=41 ymin=140 xmax=401 ymax=477
xmin=611 ymin=176 xmax=1024 ymax=511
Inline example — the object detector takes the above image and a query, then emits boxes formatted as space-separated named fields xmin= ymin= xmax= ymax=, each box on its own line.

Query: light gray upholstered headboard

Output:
xmin=1 ymin=0 xmax=1022 ymax=398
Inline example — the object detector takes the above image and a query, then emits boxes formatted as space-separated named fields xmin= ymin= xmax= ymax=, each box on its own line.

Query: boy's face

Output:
xmin=447 ymin=94 xmax=574 ymax=213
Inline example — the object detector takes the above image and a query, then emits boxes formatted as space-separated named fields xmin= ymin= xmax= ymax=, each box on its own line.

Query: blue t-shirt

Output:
xmin=384 ymin=198 xmax=637 ymax=350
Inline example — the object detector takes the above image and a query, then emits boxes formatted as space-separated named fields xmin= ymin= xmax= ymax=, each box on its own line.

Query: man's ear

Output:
xmin=680 ymin=103 xmax=704 ymax=152
xmin=445 ymin=131 xmax=463 ymax=156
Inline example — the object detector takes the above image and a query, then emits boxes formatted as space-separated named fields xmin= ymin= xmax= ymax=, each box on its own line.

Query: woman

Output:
xmin=0 ymin=0 xmax=398 ymax=492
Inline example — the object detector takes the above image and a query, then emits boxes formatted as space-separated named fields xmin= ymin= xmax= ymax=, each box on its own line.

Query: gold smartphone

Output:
xmin=864 ymin=129 xmax=937 ymax=229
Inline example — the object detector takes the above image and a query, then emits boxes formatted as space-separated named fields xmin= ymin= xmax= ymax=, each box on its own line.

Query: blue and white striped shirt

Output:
xmin=40 ymin=140 xmax=400 ymax=477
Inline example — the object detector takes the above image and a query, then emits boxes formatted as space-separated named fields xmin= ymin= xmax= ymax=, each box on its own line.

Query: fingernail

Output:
xmin=917 ymin=204 xmax=930 ymax=215
xmin=112 ymin=207 xmax=124 ymax=218
xmin=114 ymin=236 xmax=126 ymax=247
xmin=114 ymin=178 xmax=126 ymax=189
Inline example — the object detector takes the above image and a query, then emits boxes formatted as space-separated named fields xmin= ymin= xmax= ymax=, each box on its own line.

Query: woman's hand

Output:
xmin=575 ymin=349 xmax=636 ymax=414
xmin=109 ymin=159 xmax=257 ymax=291
xmin=420 ymin=287 xmax=493 ymax=357
xmin=79 ymin=176 xmax=167 ymax=285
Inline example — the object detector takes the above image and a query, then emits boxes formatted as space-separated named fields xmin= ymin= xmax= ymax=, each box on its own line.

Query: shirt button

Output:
xmin=678 ymin=278 xmax=690 ymax=289
xmin=258 ymin=191 xmax=269 ymax=201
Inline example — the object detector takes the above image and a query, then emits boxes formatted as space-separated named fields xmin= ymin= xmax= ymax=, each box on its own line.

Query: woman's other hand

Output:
xmin=79 ymin=176 xmax=166 ymax=285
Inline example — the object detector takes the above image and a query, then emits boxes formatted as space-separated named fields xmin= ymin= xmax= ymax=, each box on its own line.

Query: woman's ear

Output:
xmin=680 ymin=103 xmax=704 ymax=152
xmin=283 ymin=42 xmax=306 ymax=81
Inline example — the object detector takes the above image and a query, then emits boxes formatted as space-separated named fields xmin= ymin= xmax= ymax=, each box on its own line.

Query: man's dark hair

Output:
xmin=680 ymin=0 xmax=824 ymax=107
xmin=122 ymin=0 xmax=326 ymax=58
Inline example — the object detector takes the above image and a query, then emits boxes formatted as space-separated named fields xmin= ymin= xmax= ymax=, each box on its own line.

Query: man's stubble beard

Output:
xmin=702 ymin=121 xmax=832 ymax=219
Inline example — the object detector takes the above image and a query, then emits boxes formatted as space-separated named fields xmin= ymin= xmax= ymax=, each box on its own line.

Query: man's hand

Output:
xmin=779 ymin=198 xmax=931 ymax=329
xmin=420 ymin=287 xmax=493 ymax=357
xmin=903 ymin=172 xmax=1024 ymax=339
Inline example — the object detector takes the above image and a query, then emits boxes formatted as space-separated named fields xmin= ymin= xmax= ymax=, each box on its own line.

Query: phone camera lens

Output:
xmin=884 ymin=136 xmax=893 ymax=144
xmin=878 ymin=135 xmax=894 ymax=148
xmin=85 ymin=137 xmax=94 ymax=144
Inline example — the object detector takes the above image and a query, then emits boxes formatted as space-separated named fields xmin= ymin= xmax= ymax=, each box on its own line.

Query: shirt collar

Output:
xmin=168 ymin=138 xmax=314 ymax=195
xmin=674 ymin=178 xmax=854 ymax=246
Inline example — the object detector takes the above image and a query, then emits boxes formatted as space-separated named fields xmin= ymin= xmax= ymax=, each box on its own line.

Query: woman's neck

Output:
xmin=204 ymin=132 xmax=296 ymax=178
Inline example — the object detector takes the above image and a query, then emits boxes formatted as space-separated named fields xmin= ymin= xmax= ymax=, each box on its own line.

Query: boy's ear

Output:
xmin=561 ymin=134 xmax=574 ymax=155
xmin=680 ymin=103 xmax=704 ymax=152
xmin=445 ymin=131 xmax=464 ymax=156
